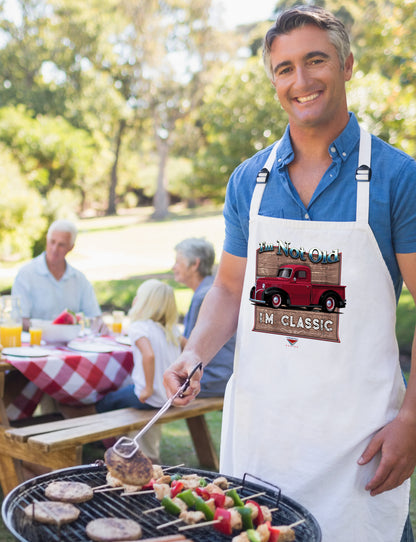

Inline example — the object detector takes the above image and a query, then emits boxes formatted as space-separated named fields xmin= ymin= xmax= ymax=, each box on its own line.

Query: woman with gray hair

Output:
xmin=173 ymin=238 xmax=234 ymax=397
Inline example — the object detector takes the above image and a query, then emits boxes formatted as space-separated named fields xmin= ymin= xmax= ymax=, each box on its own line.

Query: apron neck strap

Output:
xmin=249 ymin=141 xmax=280 ymax=220
xmin=250 ymin=127 xmax=372 ymax=223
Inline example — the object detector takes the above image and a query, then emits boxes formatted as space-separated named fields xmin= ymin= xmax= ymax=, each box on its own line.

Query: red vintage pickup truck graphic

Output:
xmin=250 ymin=264 xmax=346 ymax=313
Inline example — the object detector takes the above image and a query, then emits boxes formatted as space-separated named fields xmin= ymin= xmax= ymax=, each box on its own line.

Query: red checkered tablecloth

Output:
xmin=4 ymin=339 xmax=134 ymax=421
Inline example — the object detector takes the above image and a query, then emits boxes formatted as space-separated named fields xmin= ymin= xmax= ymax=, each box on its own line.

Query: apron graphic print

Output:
xmin=249 ymin=240 xmax=346 ymax=342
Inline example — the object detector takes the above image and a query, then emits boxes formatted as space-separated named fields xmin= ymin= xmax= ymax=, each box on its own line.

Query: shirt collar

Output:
xmin=37 ymin=252 xmax=74 ymax=279
xmin=276 ymin=112 xmax=361 ymax=167
xmin=330 ymin=112 xmax=360 ymax=161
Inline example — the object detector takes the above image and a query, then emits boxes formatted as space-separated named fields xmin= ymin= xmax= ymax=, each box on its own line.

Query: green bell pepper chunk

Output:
xmin=161 ymin=496 xmax=182 ymax=516
xmin=178 ymin=489 xmax=197 ymax=508
xmin=199 ymin=478 xmax=208 ymax=487
xmin=246 ymin=529 xmax=262 ymax=542
xmin=226 ymin=488 xmax=244 ymax=507
xmin=235 ymin=506 xmax=254 ymax=530
xmin=195 ymin=496 xmax=214 ymax=521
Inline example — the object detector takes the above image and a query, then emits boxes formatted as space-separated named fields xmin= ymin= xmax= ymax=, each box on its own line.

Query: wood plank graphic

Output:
xmin=253 ymin=306 xmax=340 ymax=342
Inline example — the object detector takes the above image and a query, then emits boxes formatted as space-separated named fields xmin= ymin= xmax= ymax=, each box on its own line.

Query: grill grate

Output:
xmin=2 ymin=464 xmax=321 ymax=542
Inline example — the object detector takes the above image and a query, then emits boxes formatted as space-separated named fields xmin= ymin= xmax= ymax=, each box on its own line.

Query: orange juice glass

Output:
xmin=0 ymin=325 xmax=22 ymax=347
xmin=29 ymin=328 xmax=43 ymax=346
xmin=111 ymin=321 xmax=123 ymax=334
xmin=111 ymin=310 xmax=125 ymax=334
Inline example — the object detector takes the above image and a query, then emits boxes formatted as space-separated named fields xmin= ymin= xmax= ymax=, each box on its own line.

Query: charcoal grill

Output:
xmin=2 ymin=463 xmax=321 ymax=541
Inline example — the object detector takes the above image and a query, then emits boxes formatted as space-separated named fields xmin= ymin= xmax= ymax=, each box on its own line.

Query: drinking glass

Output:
xmin=29 ymin=327 xmax=43 ymax=346
xmin=0 ymin=295 xmax=23 ymax=347
xmin=112 ymin=310 xmax=125 ymax=334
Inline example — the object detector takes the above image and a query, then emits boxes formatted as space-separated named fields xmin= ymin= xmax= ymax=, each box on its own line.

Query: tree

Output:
xmin=109 ymin=0 xmax=236 ymax=218
xmin=188 ymin=54 xmax=287 ymax=201
xmin=0 ymin=143 xmax=46 ymax=259
xmin=0 ymin=105 xmax=97 ymax=201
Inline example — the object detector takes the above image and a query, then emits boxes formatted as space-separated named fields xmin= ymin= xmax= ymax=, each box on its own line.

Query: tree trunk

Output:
xmin=106 ymin=118 xmax=126 ymax=216
xmin=152 ymin=135 xmax=170 ymax=220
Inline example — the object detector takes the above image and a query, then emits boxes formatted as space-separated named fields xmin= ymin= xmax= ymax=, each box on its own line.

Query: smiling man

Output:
xmin=12 ymin=219 xmax=104 ymax=332
xmin=163 ymin=6 xmax=416 ymax=541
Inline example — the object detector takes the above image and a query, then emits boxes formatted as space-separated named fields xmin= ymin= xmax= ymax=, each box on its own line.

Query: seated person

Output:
xmin=61 ymin=279 xmax=181 ymax=464
xmin=173 ymin=237 xmax=235 ymax=397
xmin=12 ymin=219 xmax=105 ymax=332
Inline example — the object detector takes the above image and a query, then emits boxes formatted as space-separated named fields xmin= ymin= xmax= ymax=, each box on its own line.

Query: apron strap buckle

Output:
xmin=356 ymin=164 xmax=372 ymax=182
xmin=256 ymin=167 xmax=270 ymax=184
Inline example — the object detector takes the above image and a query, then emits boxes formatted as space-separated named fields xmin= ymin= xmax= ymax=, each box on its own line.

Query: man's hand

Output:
xmin=163 ymin=355 xmax=203 ymax=406
xmin=358 ymin=415 xmax=416 ymax=496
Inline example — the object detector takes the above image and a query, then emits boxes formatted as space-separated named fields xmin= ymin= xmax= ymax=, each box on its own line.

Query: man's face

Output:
xmin=45 ymin=231 xmax=74 ymax=266
xmin=173 ymin=252 xmax=196 ymax=286
xmin=269 ymin=24 xmax=353 ymax=131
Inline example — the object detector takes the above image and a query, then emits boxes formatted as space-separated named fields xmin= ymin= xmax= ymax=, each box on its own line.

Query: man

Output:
xmin=12 ymin=219 xmax=104 ymax=332
xmin=173 ymin=237 xmax=234 ymax=397
xmin=164 ymin=6 xmax=416 ymax=541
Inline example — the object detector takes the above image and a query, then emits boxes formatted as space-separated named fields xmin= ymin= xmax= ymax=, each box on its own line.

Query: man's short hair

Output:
xmin=47 ymin=219 xmax=78 ymax=245
xmin=263 ymin=5 xmax=351 ymax=80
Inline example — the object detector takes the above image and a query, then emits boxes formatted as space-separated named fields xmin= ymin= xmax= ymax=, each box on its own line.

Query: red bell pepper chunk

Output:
xmin=214 ymin=507 xmax=232 ymax=536
xmin=195 ymin=487 xmax=225 ymax=507
xmin=142 ymin=478 xmax=155 ymax=490
xmin=211 ymin=492 xmax=226 ymax=508
xmin=195 ymin=486 xmax=211 ymax=500
xmin=266 ymin=520 xmax=281 ymax=542
xmin=170 ymin=480 xmax=185 ymax=498
xmin=246 ymin=500 xmax=264 ymax=526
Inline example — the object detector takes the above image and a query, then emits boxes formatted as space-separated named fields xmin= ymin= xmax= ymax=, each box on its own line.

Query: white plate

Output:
xmin=115 ymin=335 xmax=131 ymax=346
xmin=3 ymin=346 xmax=50 ymax=358
xmin=67 ymin=340 xmax=114 ymax=353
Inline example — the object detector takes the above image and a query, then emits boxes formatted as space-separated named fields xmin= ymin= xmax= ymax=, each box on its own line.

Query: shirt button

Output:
xmin=342 ymin=152 xmax=346 ymax=157
xmin=305 ymin=213 xmax=310 ymax=219
xmin=330 ymin=146 xmax=336 ymax=153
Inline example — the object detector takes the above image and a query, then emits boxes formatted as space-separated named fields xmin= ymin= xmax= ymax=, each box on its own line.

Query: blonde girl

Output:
xmin=95 ymin=279 xmax=180 ymax=461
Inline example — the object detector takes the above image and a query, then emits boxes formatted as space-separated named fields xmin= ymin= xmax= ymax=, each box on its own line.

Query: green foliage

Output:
xmin=396 ymin=289 xmax=416 ymax=355
xmin=0 ymin=144 xmax=46 ymax=259
xmin=0 ymin=0 xmax=416 ymax=215
xmin=0 ymin=105 xmax=97 ymax=197
xmin=190 ymin=56 xmax=287 ymax=200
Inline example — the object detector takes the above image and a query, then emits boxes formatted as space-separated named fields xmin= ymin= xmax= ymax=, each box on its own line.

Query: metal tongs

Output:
xmin=112 ymin=362 xmax=203 ymax=459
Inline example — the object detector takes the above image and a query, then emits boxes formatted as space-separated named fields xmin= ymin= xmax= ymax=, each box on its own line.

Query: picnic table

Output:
xmin=1 ymin=336 xmax=134 ymax=421
xmin=0 ymin=334 xmax=223 ymax=496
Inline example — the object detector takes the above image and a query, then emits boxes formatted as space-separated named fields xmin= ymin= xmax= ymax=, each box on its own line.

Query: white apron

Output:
xmin=220 ymin=129 xmax=409 ymax=541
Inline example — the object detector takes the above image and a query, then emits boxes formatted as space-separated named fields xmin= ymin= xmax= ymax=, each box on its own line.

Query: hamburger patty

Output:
xmin=24 ymin=501 xmax=80 ymax=525
xmin=104 ymin=446 xmax=153 ymax=487
xmin=86 ymin=517 xmax=142 ymax=541
xmin=45 ymin=480 xmax=94 ymax=503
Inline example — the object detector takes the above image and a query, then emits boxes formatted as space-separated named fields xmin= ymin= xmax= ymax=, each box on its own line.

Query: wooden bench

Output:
xmin=0 ymin=396 xmax=223 ymax=496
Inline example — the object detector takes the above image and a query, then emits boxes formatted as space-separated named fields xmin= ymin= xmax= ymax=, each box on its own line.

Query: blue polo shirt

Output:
xmin=184 ymin=275 xmax=235 ymax=397
xmin=223 ymin=113 xmax=416 ymax=301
